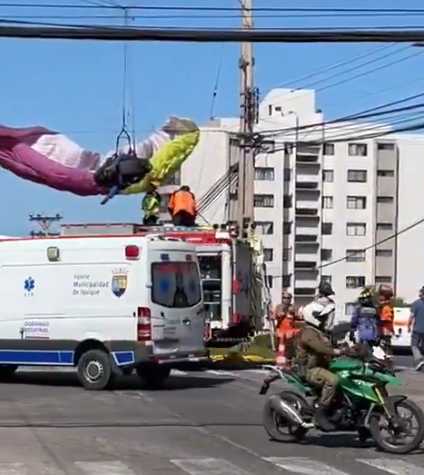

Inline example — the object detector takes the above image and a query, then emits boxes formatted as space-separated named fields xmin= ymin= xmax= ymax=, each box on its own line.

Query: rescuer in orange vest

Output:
xmin=377 ymin=284 xmax=395 ymax=355
xmin=273 ymin=291 xmax=300 ymax=367
xmin=168 ymin=185 xmax=198 ymax=226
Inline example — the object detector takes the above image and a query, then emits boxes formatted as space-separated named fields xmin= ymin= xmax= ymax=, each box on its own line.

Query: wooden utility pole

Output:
xmin=236 ymin=0 xmax=256 ymax=233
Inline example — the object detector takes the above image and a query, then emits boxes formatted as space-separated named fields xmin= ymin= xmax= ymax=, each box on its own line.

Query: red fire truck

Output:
xmin=60 ymin=223 xmax=268 ymax=345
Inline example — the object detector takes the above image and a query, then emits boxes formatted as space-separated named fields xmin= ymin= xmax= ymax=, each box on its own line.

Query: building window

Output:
xmin=282 ymin=275 xmax=291 ymax=288
xmin=264 ymin=248 xmax=274 ymax=262
xmin=322 ymin=275 xmax=332 ymax=285
xmin=378 ymin=143 xmax=395 ymax=151
xmin=378 ymin=170 xmax=394 ymax=177
xmin=347 ymin=169 xmax=367 ymax=183
xmin=322 ymin=222 xmax=333 ymax=235
xmin=275 ymin=106 xmax=282 ymax=112
xmin=346 ymin=276 xmax=366 ymax=288
xmin=284 ymin=194 xmax=293 ymax=208
xmin=255 ymin=221 xmax=274 ymax=235
xmin=377 ymin=196 xmax=394 ymax=203
xmin=376 ymin=276 xmax=392 ymax=284
xmin=347 ymin=196 xmax=367 ymax=210
xmin=345 ymin=303 xmax=356 ymax=316
xmin=268 ymin=105 xmax=273 ymax=116
xmin=348 ymin=143 xmax=368 ymax=156
xmin=347 ymin=222 xmax=366 ymax=236
xmin=267 ymin=275 xmax=273 ymax=288
xmin=255 ymin=167 xmax=275 ymax=181
xmin=377 ymin=222 xmax=393 ymax=231
xmin=254 ymin=194 xmax=274 ymax=208
xmin=284 ymin=168 xmax=292 ymax=181
xmin=283 ymin=222 xmax=292 ymax=234
xmin=321 ymin=249 xmax=333 ymax=261
xmin=322 ymin=169 xmax=334 ymax=182
xmin=376 ymin=249 xmax=393 ymax=257
xmin=322 ymin=196 xmax=334 ymax=209
xmin=283 ymin=248 xmax=292 ymax=261
xmin=323 ymin=143 xmax=335 ymax=156
xmin=346 ymin=249 xmax=366 ymax=262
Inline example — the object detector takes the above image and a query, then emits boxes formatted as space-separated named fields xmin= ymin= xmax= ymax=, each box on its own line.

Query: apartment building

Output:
xmin=159 ymin=88 xmax=424 ymax=319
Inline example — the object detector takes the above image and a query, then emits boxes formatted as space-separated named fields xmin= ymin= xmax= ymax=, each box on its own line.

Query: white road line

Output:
xmin=0 ymin=463 xmax=28 ymax=475
xmin=171 ymin=458 xmax=251 ymax=475
xmin=206 ymin=370 xmax=236 ymax=377
xmin=264 ymin=457 xmax=350 ymax=475
xmin=358 ymin=458 xmax=424 ymax=475
xmin=172 ymin=369 xmax=188 ymax=376
xmin=75 ymin=461 xmax=136 ymax=475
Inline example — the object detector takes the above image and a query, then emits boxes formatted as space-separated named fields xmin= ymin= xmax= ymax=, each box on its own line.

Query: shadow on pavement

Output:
xmin=1 ymin=371 xmax=235 ymax=391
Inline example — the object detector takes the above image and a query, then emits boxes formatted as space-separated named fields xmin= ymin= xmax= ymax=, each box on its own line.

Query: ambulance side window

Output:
xmin=151 ymin=262 xmax=201 ymax=308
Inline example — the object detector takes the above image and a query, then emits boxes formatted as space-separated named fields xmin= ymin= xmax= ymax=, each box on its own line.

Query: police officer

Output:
xmin=293 ymin=282 xmax=345 ymax=432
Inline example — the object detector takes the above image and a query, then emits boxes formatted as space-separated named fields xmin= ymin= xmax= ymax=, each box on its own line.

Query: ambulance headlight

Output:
xmin=47 ymin=246 xmax=60 ymax=262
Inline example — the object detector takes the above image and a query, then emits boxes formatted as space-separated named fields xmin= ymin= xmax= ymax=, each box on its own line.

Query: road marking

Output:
xmin=358 ymin=459 xmax=424 ymax=475
xmin=172 ymin=369 xmax=188 ymax=376
xmin=0 ymin=463 xmax=28 ymax=475
xmin=75 ymin=461 xmax=136 ymax=475
xmin=264 ymin=457 xmax=349 ymax=475
xmin=171 ymin=458 xmax=251 ymax=475
xmin=206 ymin=370 xmax=236 ymax=377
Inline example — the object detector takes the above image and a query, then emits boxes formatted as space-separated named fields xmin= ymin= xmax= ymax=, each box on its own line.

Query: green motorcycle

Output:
xmin=260 ymin=356 xmax=424 ymax=454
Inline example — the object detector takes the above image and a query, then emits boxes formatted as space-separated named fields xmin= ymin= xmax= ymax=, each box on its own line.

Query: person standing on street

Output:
xmin=409 ymin=286 xmax=424 ymax=371
xmin=272 ymin=291 xmax=299 ymax=366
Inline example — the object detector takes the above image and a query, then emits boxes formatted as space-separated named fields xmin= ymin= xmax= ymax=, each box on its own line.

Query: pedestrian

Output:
xmin=168 ymin=185 xmax=197 ymax=226
xmin=142 ymin=189 xmax=161 ymax=225
xmin=350 ymin=288 xmax=379 ymax=353
xmin=377 ymin=284 xmax=395 ymax=356
xmin=408 ymin=286 xmax=424 ymax=371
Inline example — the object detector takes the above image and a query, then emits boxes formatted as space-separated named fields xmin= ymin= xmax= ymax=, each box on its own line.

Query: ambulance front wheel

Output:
xmin=77 ymin=350 xmax=113 ymax=390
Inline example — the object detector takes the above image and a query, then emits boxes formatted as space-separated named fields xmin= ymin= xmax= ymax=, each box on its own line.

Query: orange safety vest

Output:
xmin=168 ymin=191 xmax=197 ymax=217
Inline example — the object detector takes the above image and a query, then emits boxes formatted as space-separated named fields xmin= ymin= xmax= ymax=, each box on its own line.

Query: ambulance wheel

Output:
xmin=0 ymin=365 xmax=18 ymax=379
xmin=77 ymin=350 xmax=112 ymax=390
xmin=136 ymin=365 xmax=170 ymax=388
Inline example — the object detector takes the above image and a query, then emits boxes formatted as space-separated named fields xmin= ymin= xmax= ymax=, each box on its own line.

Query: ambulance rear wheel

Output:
xmin=77 ymin=350 xmax=112 ymax=390
xmin=136 ymin=365 xmax=170 ymax=388
xmin=0 ymin=365 xmax=18 ymax=379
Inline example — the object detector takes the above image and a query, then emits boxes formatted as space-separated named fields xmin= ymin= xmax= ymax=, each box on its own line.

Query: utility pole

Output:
xmin=235 ymin=0 xmax=257 ymax=234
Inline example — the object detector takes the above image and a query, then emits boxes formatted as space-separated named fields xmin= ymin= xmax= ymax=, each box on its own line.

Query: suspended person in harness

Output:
xmin=168 ymin=185 xmax=198 ymax=226
xmin=350 ymin=288 xmax=379 ymax=351
xmin=142 ymin=189 xmax=161 ymax=225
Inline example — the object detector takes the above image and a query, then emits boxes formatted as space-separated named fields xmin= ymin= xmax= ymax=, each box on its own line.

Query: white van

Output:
xmin=0 ymin=234 xmax=207 ymax=389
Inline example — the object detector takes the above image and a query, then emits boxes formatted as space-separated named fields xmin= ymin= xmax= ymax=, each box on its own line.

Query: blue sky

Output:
xmin=2 ymin=0 xmax=424 ymax=234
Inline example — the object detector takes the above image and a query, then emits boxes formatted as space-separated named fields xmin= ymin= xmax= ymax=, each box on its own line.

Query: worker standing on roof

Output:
xmin=142 ymin=189 xmax=161 ymax=225
xmin=168 ymin=185 xmax=198 ymax=226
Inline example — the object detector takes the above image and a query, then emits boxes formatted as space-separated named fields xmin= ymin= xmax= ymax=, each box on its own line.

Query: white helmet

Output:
xmin=303 ymin=300 xmax=336 ymax=332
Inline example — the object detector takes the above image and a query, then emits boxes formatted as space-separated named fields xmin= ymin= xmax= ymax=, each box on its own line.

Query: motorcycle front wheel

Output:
xmin=263 ymin=391 xmax=309 ymax=443
xmin=369 ymin=397 xmax=424 ymax=454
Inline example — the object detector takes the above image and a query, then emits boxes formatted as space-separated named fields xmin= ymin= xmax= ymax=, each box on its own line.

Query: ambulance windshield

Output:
xmin=151 ymin=261 xmax=201 ymax=308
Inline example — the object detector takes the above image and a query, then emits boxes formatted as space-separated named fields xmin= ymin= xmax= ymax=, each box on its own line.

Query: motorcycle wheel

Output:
xmin=263 ymin=391 xmax=309 ymax=443
xmin=369 ymin=398 xmax=424 ymax=454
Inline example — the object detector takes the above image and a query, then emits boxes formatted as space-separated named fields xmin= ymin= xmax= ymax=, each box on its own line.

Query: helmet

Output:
xmin=378 ymin=284 xmax=394 ymax=299
xmin=282 ymin=290 xmax=292 ymax=301
xmin=318 ymin=281 xmax=334 ymax=297
xmin=302 ymin=300 xmax=336 ymax=332
xmin=358 ymin=287 xmax=373 ymax=305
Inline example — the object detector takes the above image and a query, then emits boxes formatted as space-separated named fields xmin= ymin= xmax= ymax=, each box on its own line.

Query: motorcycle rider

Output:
xmin=293 ymin=281 xmax=345 ymax=432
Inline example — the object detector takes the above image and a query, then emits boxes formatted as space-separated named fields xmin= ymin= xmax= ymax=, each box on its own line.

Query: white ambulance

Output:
xmin=0 ymin=233 xmax=207 ymax=389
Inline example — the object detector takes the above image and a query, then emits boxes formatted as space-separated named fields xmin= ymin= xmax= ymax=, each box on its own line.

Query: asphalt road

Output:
xmin=0 ymin=357 xmax=421 ymax=475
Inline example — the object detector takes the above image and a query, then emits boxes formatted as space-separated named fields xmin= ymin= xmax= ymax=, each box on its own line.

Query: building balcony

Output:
xmin=295 ymin=207 xmax=319 ymax=218
xmin=294 ymin=261 xmax=317 ymax=270
xmin=296 ymin=225 xmax=319 ymax=236
xmin=296 ymin=200 xmax=319 ymax=209
xmin=296 ymin=181 xmax=319 ymax=191
xmin=294 ymin=287 xmax=316 ymax=296
xmin=296 ymin=154 xmax=319 ymax=164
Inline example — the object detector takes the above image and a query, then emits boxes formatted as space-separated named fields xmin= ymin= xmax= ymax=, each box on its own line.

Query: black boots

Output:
xmin=315 ymin=406 xmax=336 ymax=432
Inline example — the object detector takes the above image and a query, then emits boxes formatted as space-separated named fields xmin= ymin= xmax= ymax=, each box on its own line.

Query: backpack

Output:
xmin=356 ymin=306 xmax=378 ymax=342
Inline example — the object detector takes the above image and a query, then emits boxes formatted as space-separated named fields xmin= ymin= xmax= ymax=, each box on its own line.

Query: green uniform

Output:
xmin=142 ymin=193 xmax=161 ymax=224
xmin=294 ymin=325 xmax=339 ymax=406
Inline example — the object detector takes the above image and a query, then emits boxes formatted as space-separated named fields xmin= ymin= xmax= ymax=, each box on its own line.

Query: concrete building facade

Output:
xmin=159 ymin=89 xmax=424 ymax=318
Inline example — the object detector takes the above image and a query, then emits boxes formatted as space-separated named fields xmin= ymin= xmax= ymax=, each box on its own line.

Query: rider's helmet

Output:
xmin=302 ymin=300 xmax=336 ymax=332
xmin=358 ymin=287 xmax=374 ymax=306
